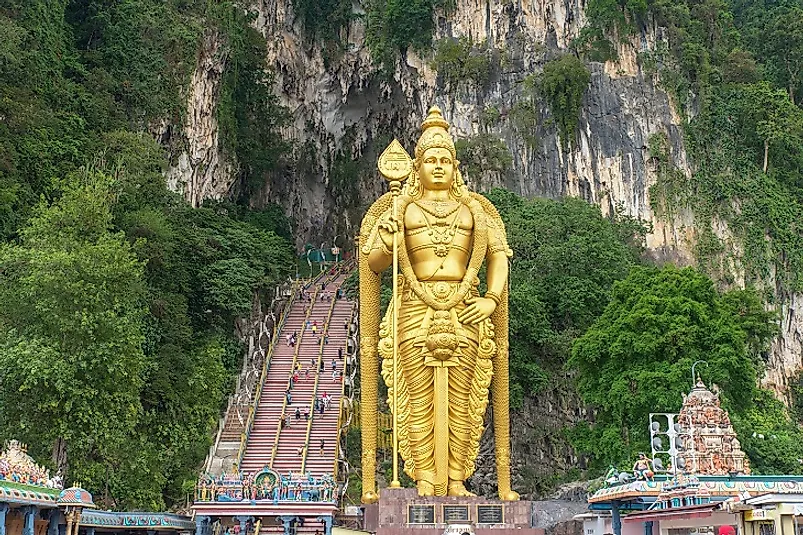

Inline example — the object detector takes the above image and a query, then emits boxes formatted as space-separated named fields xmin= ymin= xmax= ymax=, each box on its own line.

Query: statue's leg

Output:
xmin=447 ymin=333 xmax=479 ymax=497
xmin=393 ymin=299 xmax=436 ymax=495
xmin=399 ymin=336 xmax=435 ymax=493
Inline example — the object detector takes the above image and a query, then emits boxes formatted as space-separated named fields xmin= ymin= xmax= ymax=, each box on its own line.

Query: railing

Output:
xmin=333 ymin=301 xmax=357 ymax=481
xmin=300 ymin=288 xmax=340 ymax=473
xmin=268 ymin=285 xmax=321 ymax=467
xmin=233 ymin=279 xmax=303 ymax=471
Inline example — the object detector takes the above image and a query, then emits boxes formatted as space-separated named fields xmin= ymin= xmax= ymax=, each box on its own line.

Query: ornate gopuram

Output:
xmin=676 ymin=379 xmax=750 ymax=476
xmin=358 ymin=107 xmax=539 ymax=534
xmin=585 ymin=382 xmax=803 ymax=535
xmin=0 ymin=441 xmax=194 ymax=535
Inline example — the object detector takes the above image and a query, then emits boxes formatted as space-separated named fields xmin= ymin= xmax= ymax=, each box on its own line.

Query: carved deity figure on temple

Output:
xmin=359 ymin=107 xmax=518 ymax=501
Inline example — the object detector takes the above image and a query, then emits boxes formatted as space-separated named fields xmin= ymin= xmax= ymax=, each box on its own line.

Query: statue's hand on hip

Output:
xmin=458 ymin=296 xmax=496 ymax=324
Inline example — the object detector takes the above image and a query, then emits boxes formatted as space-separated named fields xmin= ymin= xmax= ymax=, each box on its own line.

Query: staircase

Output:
xmin=193 ymin=265 xmax=354 ymax=535
xmin=240 ymin=272 xmax=351 ymax=481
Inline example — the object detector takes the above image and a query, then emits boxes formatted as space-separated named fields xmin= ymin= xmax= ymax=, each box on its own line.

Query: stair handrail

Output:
xmin=332 ymin=397 xmax=345 ymax=482
xmin=332 ymin=300 xmax=357 ymax=481
xmin=233 ymin=278 xmax=303 ymax=471
xmin=268 ymin=285 xmax=322 ymax=467
xmin=300 ymin=286 xmax=340 ymax=474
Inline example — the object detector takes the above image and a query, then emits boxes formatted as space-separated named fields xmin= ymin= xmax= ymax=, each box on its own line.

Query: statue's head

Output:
xmin=419 ymin=147 xmax=454 ymax=192
xmin=411 ymin=106 xmax=466 ymax=197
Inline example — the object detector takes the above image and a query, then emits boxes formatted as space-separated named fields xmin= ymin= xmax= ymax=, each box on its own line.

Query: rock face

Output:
xmin=469 ymin=376 xmax=589 ymax=498
xmin=241 ymin=0 xmax=696 ymax=260
xmin=764 ymin=292 xmax=803 ymax=400
xmin=166 ymin=29 xmax=235 ymax=208
xmin=166 ymin=0 xmax=803 ymax=489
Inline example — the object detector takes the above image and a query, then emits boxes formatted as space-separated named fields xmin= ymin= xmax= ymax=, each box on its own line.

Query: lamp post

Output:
xmin=332 ymin=235 xmax=342 ymax=263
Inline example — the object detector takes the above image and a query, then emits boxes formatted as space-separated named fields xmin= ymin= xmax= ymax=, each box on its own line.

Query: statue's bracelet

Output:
xmin=373 ymin=238 xmax=391 ymax=256
xmin=485 ymin=291 xmax=501 ymax=305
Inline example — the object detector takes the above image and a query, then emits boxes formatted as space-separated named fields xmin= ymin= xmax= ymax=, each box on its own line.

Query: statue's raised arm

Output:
xmin=359 ymin=106 xmax=517 ymax=501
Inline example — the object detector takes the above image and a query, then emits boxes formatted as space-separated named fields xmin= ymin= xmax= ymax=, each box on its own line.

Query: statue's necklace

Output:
xmin=415 ymin=199 xmax=461 ymax=219
xmin=415 ymin=202 xmax=461 ymax=258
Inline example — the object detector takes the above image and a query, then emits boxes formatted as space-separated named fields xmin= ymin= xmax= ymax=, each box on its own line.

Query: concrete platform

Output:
xmin=363 ymin=488 xmax=542 ymax=535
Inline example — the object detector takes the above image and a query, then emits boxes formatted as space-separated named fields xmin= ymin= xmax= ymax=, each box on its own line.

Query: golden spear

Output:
xmin=377 ymin=139 xmax=412 ymax=489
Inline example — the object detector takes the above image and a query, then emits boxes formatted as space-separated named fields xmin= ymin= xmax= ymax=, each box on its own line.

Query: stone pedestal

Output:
xmin=363 ymin=488 xmax=542 ymax=535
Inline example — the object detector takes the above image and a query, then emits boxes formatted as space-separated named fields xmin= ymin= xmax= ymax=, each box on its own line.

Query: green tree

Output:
xmin=733 ymin=390 xmax=803 ymax=475
xmin=569 ymin=266 xmax=776 ymax=470
xmin=0 ymin=0 xmax=295 ymax=509
xmin=0 ymin=174 xmax=147 ymax=483
xmin=763 ymin=7 xmax=803 ymax=105
xmin=487 ymin=189 xmax=645 ymax=407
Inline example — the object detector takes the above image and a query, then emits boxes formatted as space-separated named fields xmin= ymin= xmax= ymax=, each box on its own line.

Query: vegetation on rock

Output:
xmin=454 ymin=135 xmax=513 ymax=186
xmin=431 ymin=37 xmax=499 ymax=90
xmin=0 ymin=0 xmax=292 ymax=510
xmin=541 ymin=55 xmax=592 ymax=149
xmin=365 ymin=0 xmax=455 ymax=73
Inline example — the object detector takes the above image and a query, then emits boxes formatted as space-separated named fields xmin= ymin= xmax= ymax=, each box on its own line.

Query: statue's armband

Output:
xmin=486 ymin=220 xmax=512 ymax=258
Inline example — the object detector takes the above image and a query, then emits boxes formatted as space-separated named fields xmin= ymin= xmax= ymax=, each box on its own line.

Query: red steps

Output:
xmin=239 ymin=274 xmax=351 ymax=483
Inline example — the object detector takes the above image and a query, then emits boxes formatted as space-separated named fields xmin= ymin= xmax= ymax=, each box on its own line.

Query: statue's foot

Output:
xmin=447 ymin=481 xmax=476 ymax=497
xmin=498 ymin=489 xmax=520 ymax=501
xmin=361 ymin=490 xmax=379 ymax=504
xmin=417 ymin=481 xmax=435 ymax=496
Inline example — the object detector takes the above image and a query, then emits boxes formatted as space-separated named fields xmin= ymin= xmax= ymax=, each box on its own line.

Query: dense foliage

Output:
xmin=216 ymin=8 xmax=291 ymax=198
xmin=291 ymin=0 xmax=353 ymax=48
xmin=0 ymin=0 xmax=293 ymax=509
xmin=540 ymin=55 xmax=592 ymax=148
xmin=487 ymin=189 xmax=646 ymax=408
xmin=365 ymin=0 xmax=455 ymax=72
xmin=569 ymin=266 xmax=784 ymax=471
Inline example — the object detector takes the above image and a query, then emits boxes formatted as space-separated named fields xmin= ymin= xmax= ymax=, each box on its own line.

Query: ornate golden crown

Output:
xmin=414 ymin=106 xmax=456 ymax=160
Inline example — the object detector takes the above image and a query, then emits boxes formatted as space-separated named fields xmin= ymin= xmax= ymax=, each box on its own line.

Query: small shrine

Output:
xmin=586 ymin=378 xmax=803 ymax=535
xmin=676 ymin=378 xmax=750 ymax=476
xmin=0 ymin=439 xmax=193 ymax=535
xmin=0 ymin=440 xmax=63 ymax=489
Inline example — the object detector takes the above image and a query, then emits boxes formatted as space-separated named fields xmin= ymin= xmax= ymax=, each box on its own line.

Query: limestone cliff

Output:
xmin=165 ymin=29 xmax=236 ymax=208
xmin=165 ymin=0 xmax=803 ymax=491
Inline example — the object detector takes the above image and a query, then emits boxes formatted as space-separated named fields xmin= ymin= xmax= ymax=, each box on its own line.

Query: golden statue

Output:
xmin=358 ymin=106 xmax=519 ymax=501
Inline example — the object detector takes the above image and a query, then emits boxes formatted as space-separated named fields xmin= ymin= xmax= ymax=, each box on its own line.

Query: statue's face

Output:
xmin=418 ymin=147 xmax=455 ymax=191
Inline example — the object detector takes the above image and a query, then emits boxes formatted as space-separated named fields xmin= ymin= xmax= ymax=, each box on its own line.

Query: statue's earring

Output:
xmin=451 ymin=167 xmax=465 ymax=197
xmin=408 ymin=165 xmax=421 ymax=197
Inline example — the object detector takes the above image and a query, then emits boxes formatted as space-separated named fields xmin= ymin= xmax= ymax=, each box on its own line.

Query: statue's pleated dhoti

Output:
xmin=380 ymin=281 xmax=495 ymax=495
